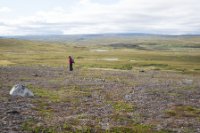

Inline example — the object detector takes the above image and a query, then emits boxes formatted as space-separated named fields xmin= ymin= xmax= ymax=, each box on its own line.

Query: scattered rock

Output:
xmin=124 ymin=90 xmax=134 ymax=101
xmin=124 ymin=94 xmax=132 ymax=101
xmin=9 ymin=84 xmax=34 ymax=97
xmin=6 ymin=110 xmax=20 ymax=115
xmin=1 ymin=66 xmax=199 ymax=132
xmin=32 ymin=73 xmax=39 ymax=77
xmin=99 ymin=118 xmax=110 ymax=130
xmin=182 ymin=79 xmax=193 ymax=85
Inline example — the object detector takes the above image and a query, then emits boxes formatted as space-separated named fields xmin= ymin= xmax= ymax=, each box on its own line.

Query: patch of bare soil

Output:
xmin=0 ymin=66 xmax=200 ymax=132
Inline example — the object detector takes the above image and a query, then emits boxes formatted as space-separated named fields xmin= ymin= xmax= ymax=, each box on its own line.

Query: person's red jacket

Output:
xmin=69 ymin=56 xmax=74 ymax=64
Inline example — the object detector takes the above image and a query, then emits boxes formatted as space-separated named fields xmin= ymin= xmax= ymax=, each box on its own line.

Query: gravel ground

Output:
xmin=0 ymin=66 xmax=200 ymax=132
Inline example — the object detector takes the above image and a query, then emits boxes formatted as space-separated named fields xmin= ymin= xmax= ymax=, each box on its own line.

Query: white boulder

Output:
xmin=9 ymin=84 xmax=34 ymax=97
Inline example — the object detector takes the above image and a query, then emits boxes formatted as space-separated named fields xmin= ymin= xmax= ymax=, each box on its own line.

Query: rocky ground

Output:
xmin=0 ymin=66 xmax=200 ymax=133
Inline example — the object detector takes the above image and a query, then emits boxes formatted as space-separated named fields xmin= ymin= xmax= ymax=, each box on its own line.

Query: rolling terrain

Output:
xmin=0 ymin=35 xmax=200 ymax=132
xmin=1 ymin=35 xmax=200 ymax=73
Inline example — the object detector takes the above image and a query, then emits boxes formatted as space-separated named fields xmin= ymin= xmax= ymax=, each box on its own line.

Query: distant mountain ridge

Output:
xmin=1 ymin=33 xmax=200 ymax=42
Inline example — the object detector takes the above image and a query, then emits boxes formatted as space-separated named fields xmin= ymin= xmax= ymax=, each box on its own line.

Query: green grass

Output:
xmin=21 ymin=118 xmax=60 ymax=133
xmin=0 ymin=37 xmax=200 ymax=73
xmin=29 ymin=86 xmax=61 ymax=102
xmin=165 ymin=105 xmax=200 ymax=118
xmin=21 ymin=119 xmax=168 ymax=133
xmin=108 ymin=101 xmax=134 ymax=112
xmin=109 ymin=124 xmax=169 ymax=133
xmin=29 ymin=85 xmax=92 ymax=103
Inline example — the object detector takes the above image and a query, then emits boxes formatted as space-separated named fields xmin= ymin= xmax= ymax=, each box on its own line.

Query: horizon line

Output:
xmin=1 ymin=32 xmax=200 ymax=37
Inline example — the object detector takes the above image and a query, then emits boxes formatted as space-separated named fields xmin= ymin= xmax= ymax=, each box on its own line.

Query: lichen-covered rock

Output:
xmin=9 ymin=84 xmax=34 ymax=97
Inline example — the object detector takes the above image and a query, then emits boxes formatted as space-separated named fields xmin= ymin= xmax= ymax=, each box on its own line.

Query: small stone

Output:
xmin=36 ymin=122 xmax=43 ymax=127
xmin=32 ymin=73 xmax=39 ymax=77
xmin=124 ymin=94 xmax=132 ymax=101
xmin=6 ymin=110 xmax=20 ymax=115
xmin=182 ymin=79 xmax=193 ymax=85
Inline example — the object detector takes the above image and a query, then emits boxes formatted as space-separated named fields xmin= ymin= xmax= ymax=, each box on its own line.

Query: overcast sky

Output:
xmin=0 ymin=0 xmax=199 ymax=35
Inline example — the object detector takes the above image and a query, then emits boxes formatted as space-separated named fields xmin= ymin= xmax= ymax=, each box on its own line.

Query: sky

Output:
xmin=0 ymin=0 xmax=199 ymax=35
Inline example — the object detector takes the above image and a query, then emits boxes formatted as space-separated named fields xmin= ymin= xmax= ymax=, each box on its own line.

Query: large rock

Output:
xmin=9 ymin=84 xmax=34 ymax=97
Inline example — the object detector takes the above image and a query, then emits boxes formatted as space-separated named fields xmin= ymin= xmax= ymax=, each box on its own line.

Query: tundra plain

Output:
xmin=0 ymin=35 xmax=200 ymax=132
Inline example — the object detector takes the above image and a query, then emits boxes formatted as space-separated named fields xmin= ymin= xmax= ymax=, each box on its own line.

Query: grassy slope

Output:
xmin=0 ymin=36 xmax=200 ymax=73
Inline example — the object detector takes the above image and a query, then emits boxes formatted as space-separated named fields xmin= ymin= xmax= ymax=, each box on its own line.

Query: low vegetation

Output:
xmin=165 ymin=105 xmax=200 ymax=118
xmin=0 ymin=36 xmax=200 ymax=132
xmin=0 ymin=36 xmax=200 ymax=73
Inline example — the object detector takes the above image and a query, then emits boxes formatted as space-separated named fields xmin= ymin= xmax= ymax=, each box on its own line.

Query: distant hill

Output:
xmin=2 ymin=33 xmax=200 ymax=43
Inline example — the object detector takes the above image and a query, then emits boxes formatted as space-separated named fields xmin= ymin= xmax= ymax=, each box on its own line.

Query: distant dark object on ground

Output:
xmin=140 ymin=70 xmax=145 ymax=72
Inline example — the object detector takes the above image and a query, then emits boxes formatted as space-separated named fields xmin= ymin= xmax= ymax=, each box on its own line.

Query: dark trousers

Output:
xmin=69 ymin=63 xmax=73 ymax=71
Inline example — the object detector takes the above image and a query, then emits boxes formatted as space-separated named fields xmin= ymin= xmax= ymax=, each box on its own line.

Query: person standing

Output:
xmin=68 ymin=56 xmax=75 ymax=71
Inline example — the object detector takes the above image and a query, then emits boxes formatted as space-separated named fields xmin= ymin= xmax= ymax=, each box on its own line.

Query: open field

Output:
xmin=0 ymin=35 xmax=200 ymax=73
xmin=0 ymin=35 xmax=200 ymax=132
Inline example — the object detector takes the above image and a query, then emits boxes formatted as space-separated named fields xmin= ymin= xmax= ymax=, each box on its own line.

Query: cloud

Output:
xmin=0 ymin=7 xmax=12 ymax=13
xmin=0 ymin=0 xmax=200 ymax=35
